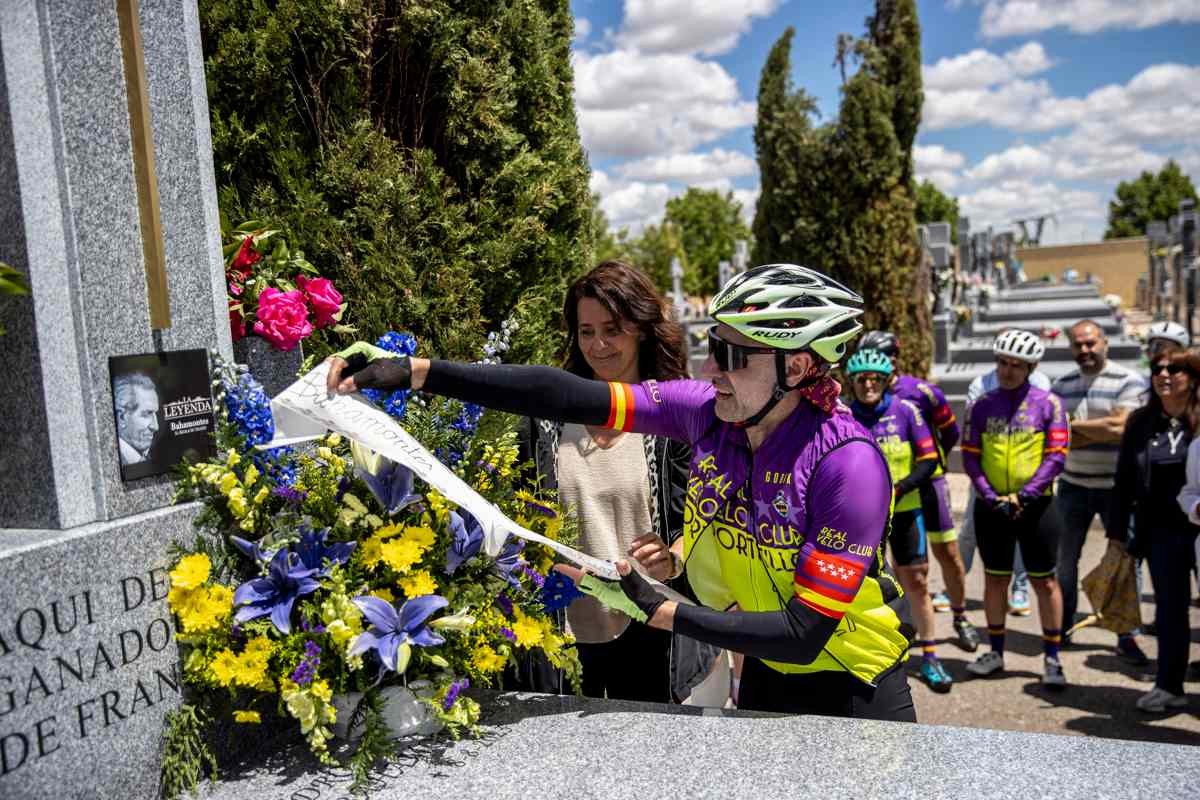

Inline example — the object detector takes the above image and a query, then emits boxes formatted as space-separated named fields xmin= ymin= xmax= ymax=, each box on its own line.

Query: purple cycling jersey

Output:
xmin=611 ymin=378 xmax=911 ymax=680
xmin=961 ymin=383 xmax=1070 ymax=504
xmin=892 ymin=373 xmax=960 ymax=461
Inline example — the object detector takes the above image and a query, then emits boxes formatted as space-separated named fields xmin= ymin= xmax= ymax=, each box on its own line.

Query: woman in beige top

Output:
xmin=518 ymin=261 xmax=717 ymax=702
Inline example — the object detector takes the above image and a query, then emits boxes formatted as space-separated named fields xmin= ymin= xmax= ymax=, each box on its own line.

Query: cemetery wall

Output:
xmin=1017 ymin=236 xmax=1148 ymax=308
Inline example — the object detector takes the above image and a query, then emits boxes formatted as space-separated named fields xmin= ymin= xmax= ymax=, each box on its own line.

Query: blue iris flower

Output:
xmin=230 ymin=535 xmax=277 ymax=565
xmin=349 ymin=594 xmax=448 ymax=674
xmin=444 ymin=510 xmax=484 ymax=575
xmin=492 ymin=537 xmax=525 ymax=589
xmin=357 ymin=458 xmax=422 ymax=517
xmin=294 ymin=525 xmax=355 ymax=577
xmin=232 ymin=547 xmax=321 ymax=634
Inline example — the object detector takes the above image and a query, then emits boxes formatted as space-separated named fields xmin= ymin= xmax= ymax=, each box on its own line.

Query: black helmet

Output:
xmin=859 ymin=330 xmax=899 ymax=358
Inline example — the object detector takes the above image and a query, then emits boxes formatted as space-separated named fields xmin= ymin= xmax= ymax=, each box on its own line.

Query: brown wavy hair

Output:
xmin=563 ymin=261 xmax=689 ymax=381
xmin=1145 ymin=345 xmax=1200 ymax=431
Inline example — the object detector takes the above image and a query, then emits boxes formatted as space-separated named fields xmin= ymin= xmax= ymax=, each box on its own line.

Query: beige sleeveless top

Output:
xmin=556 ymin=423 xmax=654 ymax=643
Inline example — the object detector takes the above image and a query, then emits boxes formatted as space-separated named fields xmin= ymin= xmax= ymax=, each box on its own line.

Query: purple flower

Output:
xmin=271 ymin=485 xmax=307 ymax=504
xmin=522 ymin=498 xmax=557 ymax=518
xmin=232 ymin=547 xmax=321 ymax=635
xmin=295 ymin=524 xmax=355 ymax=577
xmin=492 ymin=537 xmax=525 ymax=589
xmin=500 ymin=627 xmax=516 ymax=642
xmin=230 ymin=535 xmax=277 ymax=565
xmin=520 ymin=562 xmax=546 ymax=589
xmin=540 ymin=571 xmax=584 ymax=613
xmin=357 ymin=457 xmax=422 ymax=517
xmin=442 ymin=678 xmax=469 ymax=711
xmin=291 ymin=640 xmax=321 ymax=686
xmin=494 ymin=592 xmax=513 ymax=618
xmin=349 ymin=594 xmax=448 ymax=674
xmin=444 ymin=509 xmax=484 ymax=575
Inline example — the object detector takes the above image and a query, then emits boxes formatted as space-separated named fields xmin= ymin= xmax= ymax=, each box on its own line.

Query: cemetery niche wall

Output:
xmin=0 ymin=2 xmax=230 ymax=797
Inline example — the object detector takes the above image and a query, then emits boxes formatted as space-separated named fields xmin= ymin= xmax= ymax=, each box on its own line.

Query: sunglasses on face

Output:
xmin=853 ymin=374 xmax=886 ymax=386
xmin=706 ymin=326 xmax=777 ymax=372
xmin=1151 ymin=362 xmax=1184 ymax=375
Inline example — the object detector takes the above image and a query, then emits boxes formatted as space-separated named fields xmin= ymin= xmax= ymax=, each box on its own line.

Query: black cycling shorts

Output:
xmin=887 ymin=510 xmax=928 ymax=568
xmin=974 ymin=495 xmax=1060 ymax=578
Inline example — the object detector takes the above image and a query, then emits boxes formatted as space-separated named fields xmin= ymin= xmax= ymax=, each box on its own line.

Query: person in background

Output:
xmin=847 ymin=348 xmax=953 ymax=693
xmin=962 ymin=330 xmax=1070 ymax=688
xmin=959 ymin=335 xmax=1052 ymax=617
xmin=858 ymin=331 xmax=979 ymax=654
xmin=1111 ymin=346 xmax=1199 ymax=712
xmin=515 ymin=260 xmax=720 ymax=703
xmin=1050 ymin=320 xmax=1148 ymax=663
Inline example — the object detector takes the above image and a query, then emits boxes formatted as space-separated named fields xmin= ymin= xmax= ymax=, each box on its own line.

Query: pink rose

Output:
xmin=296 ymin=274 xmax=343 ymax=328
xmin=252 ymin=288 xmax=312 ymax=351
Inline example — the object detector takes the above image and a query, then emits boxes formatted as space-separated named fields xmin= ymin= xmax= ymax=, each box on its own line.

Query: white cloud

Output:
xmin=966 ymin=144 xmax=1054 ymax=181
xmin=732 ymin=188 xmax=760 ymax=225
xmin=591 ymin=169 xmax=672 ymax=232
xmin=914 ymin=144 xmax=966 ymax=172
xmin=618 ymin=0 xmax=782 ymax=56
xmin=922 ymin=42 xmax=1053 ymax=91
xmin=573 ymin=50 xmax=756 ymax=158
xmin=575 ymin=17 xmax=591 ymax=43
xmin=618 ymin=148 xmax=757 ymax=183
xmin=977 ymin=0 xmax=1200 ymax=38
xmin=923 ymin=60 xmax=1200 ymax=135
xmin=957 ymin=178 xmax=1105 ymax=242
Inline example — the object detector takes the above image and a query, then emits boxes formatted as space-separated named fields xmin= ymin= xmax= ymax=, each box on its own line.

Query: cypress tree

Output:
xmin=751 ymin=1 xmax=931 ymax=375
xmin=200 ymin=0 xmax=593 ymax=364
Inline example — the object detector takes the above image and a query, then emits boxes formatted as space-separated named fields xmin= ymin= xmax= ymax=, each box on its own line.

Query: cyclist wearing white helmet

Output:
xmin=962 ymin=329 xmax=1071 ymax=688
xmin=1146 ymin=321 xmax=1190 ymax=359
xmin=326 ymin=263 xmax=916 ymax=720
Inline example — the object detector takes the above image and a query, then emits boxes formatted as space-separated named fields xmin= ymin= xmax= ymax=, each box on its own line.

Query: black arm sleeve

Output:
xmin=1105 ymin=416 xmax=1141 ymax=542
xmin=423 ymin=361 xmax=612 ymax=426
xmin=893 ymin=457 xmax=937 ymax=498
xmin=672 ymin=596 xmax=839 ymax=665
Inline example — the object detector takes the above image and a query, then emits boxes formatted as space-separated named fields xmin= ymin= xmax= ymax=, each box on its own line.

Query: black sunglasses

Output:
xmin=707 ymin=326 xmax=777 ymax=372
xmin=1151 ymin=362 xmax=1184 ymax=375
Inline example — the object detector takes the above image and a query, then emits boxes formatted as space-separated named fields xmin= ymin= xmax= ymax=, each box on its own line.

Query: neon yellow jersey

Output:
xmin=961 ymin=384 xmax=1070 ymax=501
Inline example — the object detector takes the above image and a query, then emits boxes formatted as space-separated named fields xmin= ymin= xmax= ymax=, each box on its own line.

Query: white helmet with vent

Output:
xmin=1146 ymin=321 xmax=1190 ymax=349
xmin=708 ymin=263 xmax=863 ymax=363
xmin=993 ymin=329 xmax=1044 ymax=364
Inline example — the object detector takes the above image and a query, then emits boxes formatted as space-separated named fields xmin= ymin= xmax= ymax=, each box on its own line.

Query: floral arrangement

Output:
xmin=162 ymin=328 xmax=581 ymax=796
xmin=224 ymin=220 xmax=351 ymax=350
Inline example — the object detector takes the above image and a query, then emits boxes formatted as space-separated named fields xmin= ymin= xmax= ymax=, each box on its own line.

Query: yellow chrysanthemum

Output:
xmin=369 ymin=587 xmax=395 ymax=603
xmin=210 ymin=649 xmax=239 ymax=687
xmin=510 ymin=609 xmax=544 ymax=649
xmin=380 ymin=538 xmax=423 ymax=574
xmin=397 ymin=570 xmax=437 ymax=598
xmin=178 ymin=585 xmax=232 ymax=634
xmin=233 ymin=710 xmax=261 ymax=724
xmin=402 ymin=525 xmax=436 ymax=549
xmin=359 ymin=537 xmax=384 ymax=570
xmin=244 ymin=636 xmax=274 ymax=661
xmin=472 ymin=644 xmax=506 ymax=673
xmin=169 ymin=553 xmax=211 ymax=591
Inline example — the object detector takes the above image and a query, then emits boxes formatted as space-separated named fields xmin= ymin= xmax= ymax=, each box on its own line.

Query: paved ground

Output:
xmin=910 ymin=473 xmax=1200 ymax=746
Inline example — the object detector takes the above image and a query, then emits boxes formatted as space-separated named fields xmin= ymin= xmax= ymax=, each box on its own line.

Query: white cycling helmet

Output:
xmin=993 ymin=329 xmax=1044 ymax=364
xmin=708 ymin=263 xmax=863 ymax=363
xmin=1146 ymin=321 xmax=1189 ymax=349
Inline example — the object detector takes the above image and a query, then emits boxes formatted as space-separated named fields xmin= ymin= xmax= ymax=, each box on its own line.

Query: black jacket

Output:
xmin=1107 ymin=406 xmax=1196 ymax=556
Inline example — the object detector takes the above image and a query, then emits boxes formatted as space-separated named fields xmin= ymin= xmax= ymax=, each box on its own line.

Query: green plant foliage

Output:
xmin=665 ymin=188 xmax=751 ymax=297
xmin=751 ymin=1 xmax=932 ymax=376
xmin=0 ymin=261 xmax=30 ymax=337
xmin=159 ymin=704 xmax=218 ymax=800
xmin=199 ymin=0 xmax=593 ymax=367
xmin=915 ymin=180 xmax=959 ymax=244
xmin=1104 ymin=160 xmax=1198 ymax=239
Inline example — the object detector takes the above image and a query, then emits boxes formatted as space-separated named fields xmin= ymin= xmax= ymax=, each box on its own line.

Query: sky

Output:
xmin=570 ymin=0 xmax=1200 ymax=245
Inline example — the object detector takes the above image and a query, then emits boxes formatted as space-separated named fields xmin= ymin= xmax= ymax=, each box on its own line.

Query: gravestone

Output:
xmin=0 ymin=1 xmax=229 ymax=797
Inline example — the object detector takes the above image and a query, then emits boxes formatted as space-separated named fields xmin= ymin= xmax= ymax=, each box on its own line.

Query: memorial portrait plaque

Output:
xmin=108 ymin=349 xmax=215 ymax=481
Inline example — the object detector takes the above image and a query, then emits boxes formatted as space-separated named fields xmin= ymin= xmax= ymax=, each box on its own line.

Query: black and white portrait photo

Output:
xmin=109 ymin=349 xmax=216 ymax=481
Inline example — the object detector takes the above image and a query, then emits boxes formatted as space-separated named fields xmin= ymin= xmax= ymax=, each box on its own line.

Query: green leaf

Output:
xmin=235 ymin=219 xmax=264 ymax=232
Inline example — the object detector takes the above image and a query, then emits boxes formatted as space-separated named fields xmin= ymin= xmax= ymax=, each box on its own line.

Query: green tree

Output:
xmin=199 ymin=0 xmax=593 ymax=365
xmin=664 ymin=188 xmax=750 ymax=297
xmin=1104 ymin=160 xmax=1198 ymax=239
xmin=915 ymin=179 xmax=959 ymax=244
xmin=751 ymin=2 xmax=931 ymax=375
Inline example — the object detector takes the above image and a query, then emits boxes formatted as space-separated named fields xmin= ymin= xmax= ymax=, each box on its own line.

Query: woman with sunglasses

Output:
xmin=516 ymin=261 xmax=722 ymax=704
xmin=847 ymin=348 xmax=951 ymax=694
xmin=1111 ymin=345 xmax=1200 ymax=713
xmin=327 ymin=263 xmax=915 ymax=720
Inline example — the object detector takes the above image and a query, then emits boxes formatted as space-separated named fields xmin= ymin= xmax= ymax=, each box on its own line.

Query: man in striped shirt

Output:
xmin=1051 ymin=319 xmax=1149 ymax=661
